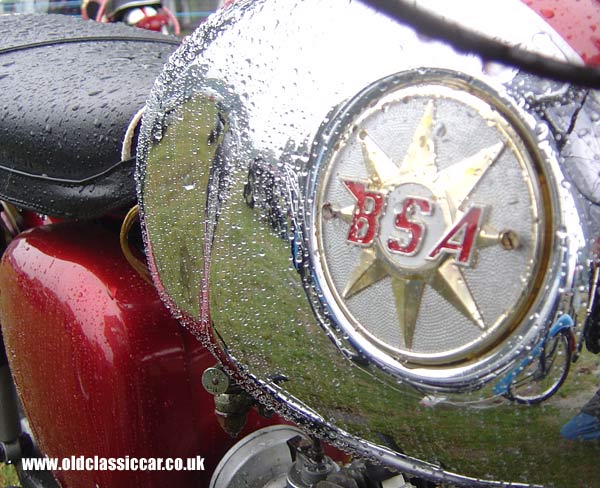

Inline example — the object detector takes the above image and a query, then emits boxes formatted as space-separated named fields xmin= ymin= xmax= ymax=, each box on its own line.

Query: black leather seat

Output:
xmin=0 ymin=14 xmax=179 ymax=218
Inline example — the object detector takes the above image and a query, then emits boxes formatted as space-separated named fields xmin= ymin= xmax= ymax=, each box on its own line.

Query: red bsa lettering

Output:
xmin=387 ymin=198 xmax=432 ymax=255
xmin=343 ymin=180 xmax=384 ymax=245
xmin=427 ymin=207 xmax=483 ymax=264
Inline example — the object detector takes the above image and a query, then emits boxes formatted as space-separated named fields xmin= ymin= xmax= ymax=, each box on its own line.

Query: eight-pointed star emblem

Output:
xmin=327 ymin=100 xmax=513 ymax=350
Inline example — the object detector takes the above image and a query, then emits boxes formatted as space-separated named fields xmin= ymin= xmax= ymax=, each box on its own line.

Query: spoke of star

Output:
xmin=436 ymin=141 xmax=505 ymax=213
xmin=477 ymin=224 xmax=503 ymax=249
xmin=342 ymin=248 xmax=389 ymax=299
xmin=398 ymin=99 xmax=437 ymax=180
xmin=392 ymin=278 xmax=426 ymax=349
xmin=324 ymin=203 xmax=355 ymax=224
xmin=434 ymin=260 xmax=486 ymax=330
xmin=359 ymin=131 xmax=401 ymax=187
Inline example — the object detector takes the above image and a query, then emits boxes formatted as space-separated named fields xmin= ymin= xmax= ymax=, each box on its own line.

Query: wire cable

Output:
xmin=359 ymin=0 xmax=600 ymax=88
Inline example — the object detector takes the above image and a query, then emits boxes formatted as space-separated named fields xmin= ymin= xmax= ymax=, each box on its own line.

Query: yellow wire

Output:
xmin=120 ymin=205 xmax=153 ymax=285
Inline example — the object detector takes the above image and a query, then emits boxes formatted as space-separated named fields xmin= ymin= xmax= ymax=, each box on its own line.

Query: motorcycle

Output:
xmin=0 ymin=1 xmax=599 ymax=487
xmin=81 ymin=0 xmax=181 ymax=35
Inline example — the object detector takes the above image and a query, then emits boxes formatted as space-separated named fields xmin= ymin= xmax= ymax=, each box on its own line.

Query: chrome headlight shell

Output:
xmin=137 ymin=0 xmax=599 ymax=485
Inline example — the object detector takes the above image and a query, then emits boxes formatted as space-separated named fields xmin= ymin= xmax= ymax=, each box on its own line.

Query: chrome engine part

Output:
xmin=137 ymin=1 xmax=600 ymax=486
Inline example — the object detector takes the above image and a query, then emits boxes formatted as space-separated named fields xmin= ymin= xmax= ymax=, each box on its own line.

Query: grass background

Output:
xmin=0 ymin=464 xmax=19 ymax=486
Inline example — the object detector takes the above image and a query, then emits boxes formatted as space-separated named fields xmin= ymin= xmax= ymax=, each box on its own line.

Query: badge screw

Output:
xmin=500 ymin=230 xmax=520 ymax=250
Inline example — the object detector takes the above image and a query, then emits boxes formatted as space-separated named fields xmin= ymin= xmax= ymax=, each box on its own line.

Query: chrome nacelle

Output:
xmin=137 ymin=1 xmax=600 ymax=486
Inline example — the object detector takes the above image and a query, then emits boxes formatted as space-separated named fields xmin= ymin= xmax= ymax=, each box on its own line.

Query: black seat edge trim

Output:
xmin=0 ymin=158 xmax=134 ymax=185
xmin=0 ymin=160 xmax=137 ymax=219
xmin=0 ymin=35 xmax=180 ymax=56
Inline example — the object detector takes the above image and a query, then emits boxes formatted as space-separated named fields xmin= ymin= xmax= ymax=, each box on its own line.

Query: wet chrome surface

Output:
xmin=137 ymin=1 xmax=600 ymax=486
xmin=307 ymin=70 xmax=557 ymax=386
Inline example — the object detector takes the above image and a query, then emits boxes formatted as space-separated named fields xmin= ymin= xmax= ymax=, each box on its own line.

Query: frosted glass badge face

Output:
xmin=312 ymin=74 xmax=551 ymax=368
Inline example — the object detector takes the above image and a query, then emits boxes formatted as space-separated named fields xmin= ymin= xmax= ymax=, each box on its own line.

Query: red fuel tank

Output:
xmin=0 ymin=221 xmax=270 ymax=487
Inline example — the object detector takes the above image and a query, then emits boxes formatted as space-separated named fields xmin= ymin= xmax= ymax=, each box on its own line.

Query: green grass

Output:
xmin=0 ymin=463 xmax=20 ymax=487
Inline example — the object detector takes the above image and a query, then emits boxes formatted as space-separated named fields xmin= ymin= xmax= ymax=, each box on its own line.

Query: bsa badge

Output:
xmin=307 ymin=70 xmax=557 ymax=385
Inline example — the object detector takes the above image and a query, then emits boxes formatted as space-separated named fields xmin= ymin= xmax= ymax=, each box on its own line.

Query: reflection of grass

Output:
xmin=144 ymin=95 xmax=224 ymax=318
xmin=208 ymin=167 xmax=600 ymax=487
xmin=141 ymin=93 xmax=600 ymax=487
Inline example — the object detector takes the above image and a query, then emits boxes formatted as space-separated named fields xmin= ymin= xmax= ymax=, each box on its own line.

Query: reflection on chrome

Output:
xmin=137 ymin=0 xmax=600 ymax=486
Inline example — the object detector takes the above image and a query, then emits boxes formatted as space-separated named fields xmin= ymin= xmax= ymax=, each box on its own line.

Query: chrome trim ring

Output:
xmin=306 ymin=69 xmax=580 ymax=390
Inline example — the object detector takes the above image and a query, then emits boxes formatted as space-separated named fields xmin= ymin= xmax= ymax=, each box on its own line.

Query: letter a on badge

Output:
xmin=427 ymin=207 xmax=483 ymax=264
